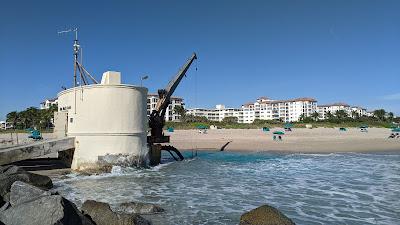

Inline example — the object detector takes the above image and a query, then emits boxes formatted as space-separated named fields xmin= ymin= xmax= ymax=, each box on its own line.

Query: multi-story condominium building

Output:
xmin=147 ymin=94 xmax=184 ymax=121
xmin=40 ymin=98 xmax=58 ymax=110
xmin=242 ymin=97 xmax=318 ymax=123
xmin=187 ymin=105 xmax=242 ymax=122
xmin=187 ymin=97 xmax=318 ymax=123
xmin=317 ymin=103 xmax=367 ymax=119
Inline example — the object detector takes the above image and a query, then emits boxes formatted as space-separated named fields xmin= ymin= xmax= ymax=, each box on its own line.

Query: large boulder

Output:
xmin=0 ymin=195 xmax=95 ymax=225
xmin=81 ymin=200 xmax=151 ymax=225
xmin=239 ymin=205 xmax=295 ymax=225
xmin=113 ymin=202 xmax=164 ymax=215
xmin=0 ymin=165 xmax=53 ymax=199
xmin=9 ymin=181 xmax=51 ymax=206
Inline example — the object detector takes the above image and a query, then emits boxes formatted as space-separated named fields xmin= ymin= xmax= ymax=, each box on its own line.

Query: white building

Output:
xmin=0 ymin=121 xmax=12 ymax=130
xmin=187 ymin=105 xmax=242 ymax=122
xmin=40 ymin=98 xmax=58 ymax=110
xmin=187 ymin=97 xmax=318 ymax=123
xmin=147 ymin=94 xmax=184 ymax=121
xmin=317 ymin=103 xmax=367 ymax=119
xmin=350 ymin=106 xmax=368 ymax=118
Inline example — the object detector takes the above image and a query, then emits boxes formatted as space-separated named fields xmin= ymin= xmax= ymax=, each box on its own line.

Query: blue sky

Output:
xmin=1 ymin=0 xmax=400 ymax=120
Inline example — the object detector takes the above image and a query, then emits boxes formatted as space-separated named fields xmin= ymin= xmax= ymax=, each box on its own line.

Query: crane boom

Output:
xmin=154 ymin=53 xmax=197 ymax=114
xmin=148 ymin=53 xmax=197 ymax=145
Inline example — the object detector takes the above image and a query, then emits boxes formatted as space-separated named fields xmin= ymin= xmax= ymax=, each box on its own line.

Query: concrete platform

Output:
xmin=0 ymin=137 xmax=75 ymax=165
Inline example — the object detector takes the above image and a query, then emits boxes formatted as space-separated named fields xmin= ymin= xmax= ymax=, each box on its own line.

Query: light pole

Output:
xmin=140 ymin=75 xmax=149 ymax=86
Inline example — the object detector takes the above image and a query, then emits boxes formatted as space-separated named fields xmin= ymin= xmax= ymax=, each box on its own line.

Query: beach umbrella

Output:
xmin=273 ymin=131 xmax=285 ymax=135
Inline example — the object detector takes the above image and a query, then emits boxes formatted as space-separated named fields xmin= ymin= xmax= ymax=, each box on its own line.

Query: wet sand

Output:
xmin=169 ymin=128 xmax=400 ymax=153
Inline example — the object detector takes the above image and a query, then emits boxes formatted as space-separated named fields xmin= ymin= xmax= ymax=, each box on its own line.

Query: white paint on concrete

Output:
xmin=57 ymin=71 xmax=148 ymax=170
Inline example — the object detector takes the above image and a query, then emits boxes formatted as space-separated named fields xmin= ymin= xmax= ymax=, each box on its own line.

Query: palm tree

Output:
xmin=311 ymin=111 xmax=320 ymax=121
xmin=299 ymin=114 xmax=306 ymax=121
xmin=387 ymin=112 xmax=394 ymax=121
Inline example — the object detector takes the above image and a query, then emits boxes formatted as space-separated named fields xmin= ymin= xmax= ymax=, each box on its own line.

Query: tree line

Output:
xmin=5 ymin=104 xmax=58 ymax=130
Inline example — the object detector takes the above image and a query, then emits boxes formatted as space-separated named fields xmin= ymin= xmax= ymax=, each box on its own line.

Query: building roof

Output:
xmin=268 ymin=97 xmax=317 ymax=104
xmin=318 ymin=102 xmax=350 ymax=107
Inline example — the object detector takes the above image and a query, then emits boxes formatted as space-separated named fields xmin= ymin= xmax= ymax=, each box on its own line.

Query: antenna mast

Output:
xmin=58 ymin=28 xmax=98 ymax=87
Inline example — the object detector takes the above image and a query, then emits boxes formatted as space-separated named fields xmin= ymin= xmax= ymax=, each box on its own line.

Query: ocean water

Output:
xmin=54 ymin=151 xmax=400 ymax=225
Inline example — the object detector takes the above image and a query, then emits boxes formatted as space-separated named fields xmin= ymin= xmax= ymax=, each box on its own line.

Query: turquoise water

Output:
xmin=54 ymin=151 xmax=400 ymax=225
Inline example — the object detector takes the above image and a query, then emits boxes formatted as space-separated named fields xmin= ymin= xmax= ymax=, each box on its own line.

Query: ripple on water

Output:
xmin=54 ymin=151 xmax=400 ymax=225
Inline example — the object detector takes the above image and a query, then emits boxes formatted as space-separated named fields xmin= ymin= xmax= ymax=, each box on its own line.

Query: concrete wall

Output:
xmin=57 ymin=75 xmax=148 ymax=170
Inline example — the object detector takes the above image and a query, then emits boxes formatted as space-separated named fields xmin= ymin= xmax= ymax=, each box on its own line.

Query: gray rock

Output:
xmin=239 ymin=205 xmax=295 ymax=225
xmin=0 ymin=166 xmax=52 ymax=198
xmin=0 ymin=202 xmax=9 ymax=212
xmin=113 ymin=202 xmax=164 ymax=214
xmin=0 ymin=195 xmax=95 ymax=225
xmin=10 ymin=181 xmax=51 ymax=206
xmin=82 ymin=200 xmax=151 ymax=225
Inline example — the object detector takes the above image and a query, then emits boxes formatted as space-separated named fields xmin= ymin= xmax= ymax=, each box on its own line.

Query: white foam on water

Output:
xmin=53 ymin=152 xmax=400 ymax=225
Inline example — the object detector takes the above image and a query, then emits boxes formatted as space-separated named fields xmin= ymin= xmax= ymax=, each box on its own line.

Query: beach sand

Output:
xmin=168 ymin=128 xmax=400 ymax=153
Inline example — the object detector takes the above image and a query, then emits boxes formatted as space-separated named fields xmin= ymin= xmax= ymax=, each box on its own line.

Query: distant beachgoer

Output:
xmin=273 ymin=135 xmax=276 ymax=141
xmin=278 ymin=135 xmax=282 ymax=141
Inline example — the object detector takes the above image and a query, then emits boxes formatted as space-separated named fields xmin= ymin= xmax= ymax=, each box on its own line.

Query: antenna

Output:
xmin=58 ymin=28 xmax=98 ymax=88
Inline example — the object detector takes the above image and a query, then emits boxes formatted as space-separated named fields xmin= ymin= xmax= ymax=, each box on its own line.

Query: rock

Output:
xmin=113 ymin=202 xmax=164 ymax=214
xmin=239 ymin=205 xmax=295 ymax=225
xmin=82 ymin=200 xmax=151 ymax=225
xmin=10 ymin=181 xmax=51 ymax=206
xmin=0 ymin=202 xmax=9 ymax=212
xmin=0 ymin=166 xmax=53 ymax=198
xmin=0 ymin=195 xmax=95 ymax=225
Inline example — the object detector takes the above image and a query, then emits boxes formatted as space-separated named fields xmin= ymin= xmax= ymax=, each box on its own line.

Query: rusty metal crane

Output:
xmin=148 ymin=53 xmax=197 ymax=165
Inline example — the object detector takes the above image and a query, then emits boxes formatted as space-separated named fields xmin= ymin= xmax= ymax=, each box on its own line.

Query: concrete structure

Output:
xmin=147 ymin=94 xmax=184 ymax=121
xmin=57 ymin=71 xmax=148 ymax=170
xmin=0 ymin=137 xmax=75 ymax=166
xmin=40 ymin=98 xmax=58 ymax=110
xmin=187 ymin=97 xmax=317 ymax=123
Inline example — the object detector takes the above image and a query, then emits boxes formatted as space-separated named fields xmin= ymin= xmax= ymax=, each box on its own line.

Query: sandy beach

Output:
xmin=1 ymin=127 xmax=399 ymax=154
xmin=169 ymin=128 xmax=400 ymax=153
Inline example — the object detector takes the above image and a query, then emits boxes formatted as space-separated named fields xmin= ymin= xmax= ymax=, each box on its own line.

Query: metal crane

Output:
xmin=147 ymin=53 xmax=197 ymax=165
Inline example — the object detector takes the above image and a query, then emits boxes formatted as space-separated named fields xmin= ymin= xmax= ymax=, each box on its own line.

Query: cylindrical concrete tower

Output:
xmin=57 ymin=71 xmax=148 ymax=170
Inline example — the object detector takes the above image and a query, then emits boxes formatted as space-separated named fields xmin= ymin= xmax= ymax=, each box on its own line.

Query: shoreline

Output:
xmin=169 ymin=128 xmax=400 ymax=153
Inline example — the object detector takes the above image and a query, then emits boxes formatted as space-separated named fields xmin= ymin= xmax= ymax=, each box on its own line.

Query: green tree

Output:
xmin=335 ymin=110 xmax=348 ymax=120
xmin=311 ymin=111 xmax=320 ymax=121
xmin=373 ymin=109 xmax=386 ymax=121
xmin=299 ymin=114 xmax=306 ymax=121
xmin=387 ymin=112 xmax=394 ymax=121
xmin=351 ymin=110 xmax=359 ymax=119
xmin=6 ymin=111 xmax=19 ymax=129
xmin=173 ymin=105 xmax=186 ymax=121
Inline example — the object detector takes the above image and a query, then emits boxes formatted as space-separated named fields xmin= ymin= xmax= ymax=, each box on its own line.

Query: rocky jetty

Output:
xmin=239 ymin=205 xmax=295 ymax=225
xmin=82 ymin=200 xmax=151 ymax=225
xmin=0 ymin=166 xmax=154 ymax=225
xmin=113 ymin=201 xmax=165 ymax=215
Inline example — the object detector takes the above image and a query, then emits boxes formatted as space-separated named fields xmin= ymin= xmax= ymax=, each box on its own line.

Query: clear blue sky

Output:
xmin=1 ymin=0 xmax=400 ymax=120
